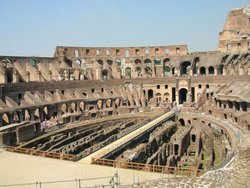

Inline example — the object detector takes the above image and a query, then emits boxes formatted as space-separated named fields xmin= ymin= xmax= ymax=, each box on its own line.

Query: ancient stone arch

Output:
xmin=208 ymin=66 xmax=215 ymax=75
xmin=200 ymin=66 xmax=206 ymax=75
xmin=125 ymin=67 xmax=132 ymax=78
xmin=180 ymin=61 xmax=191 ymax=76
xmin=163 ymin=92 xmax=170 ymax=101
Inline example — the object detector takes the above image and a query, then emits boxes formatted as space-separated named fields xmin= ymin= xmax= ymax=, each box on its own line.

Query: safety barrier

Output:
xmin=0 ymin=172 xmax=119 ymax=188
xmin=5 ymin=146 xmax=75 ymax=161
xmin=91 ymin=158 xmax=204 ymax=177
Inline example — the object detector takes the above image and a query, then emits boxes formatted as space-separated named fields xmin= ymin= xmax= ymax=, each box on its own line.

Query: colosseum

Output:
xmin=0 ymin=4 xmax=250 ymax=188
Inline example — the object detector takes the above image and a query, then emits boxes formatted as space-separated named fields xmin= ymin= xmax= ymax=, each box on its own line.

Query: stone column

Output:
xmin=49 ymin=71 xmax=52 ymax=81
xmin=187 ymin=77 xmax=192 ymax=102
xmin=239 ymin=66 xmax=244 ymax=75
xmin=197 ymin=68 xmax=200 ymax=75
xmin=26 ymin=72 xmax=30 ymax=82
xmin=76 ymin=102 xmax=80 ymax=112
xmin=0 ymin=72 xmax=6 ymax=84
xmin=13 ymin=69 xmax=19 ymax=83
xmin=223 ymin=67 xmax=227 ymax=75
xmin=145 ymin=90 xmax=148 ymax=101
xmin=175 ymin=78 xmax=179 ymax=104
xmin=190 ymin=69 xmax=193 ymax=76
xmin=38 ymin=71 xmax=42 ymax=82
xmin=214 ymin=67 xmax=218 ymax=75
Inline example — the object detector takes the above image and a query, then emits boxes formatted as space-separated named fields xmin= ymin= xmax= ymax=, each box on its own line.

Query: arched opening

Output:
xmin=97 ymin=60 xmax=103 ymax=66
xmin=241 ymin=102 xmax=247 ymax=112
xmin=135 ymin=67 xmax=142 ymax=77
xmin=193 ymin=57 xmax=199 ymax=75
xmin=102 ymin=69 xmax=108 ymax=80
xmin=234 ymin=102 xmax=240 ymax=111
xmin=135 ymin=59 xmax=142 ymax=64
xmin=107 ymin=60 xmax=113 ymax=66
xmin=208 ymin=66 xmax=214 ymax=75
xmin=144 ymin=67 xmax=152 ymax=77
xmin=144 ymin=59 xmax=151 ymax=66
xmin=163 ymin=92 xmax=170 ymax=101
xmin=179 ymin=118 xmax=185 ymax=126
xmin=148 ymin=89 xmax=154 ymax=101
xmin=163 ymin=66 xmax=170 ymax=77
xmin=155 ymin=93 xmax=162 ymax=103
xmin=163 ymin=58 xmax=170 ymax=64
xmin=163 ymin=58 xmax=170 ymax=77
xmin=200 ymin=67 xmax=206 ymax=75
xmin=2 ymin=113 xmax=10 ymax=126
xmin=180 ymin=61 xmax=191 ymax=76
xmin=228 ymin=101 xmax=233 ymax=109
xmin=60 ymin=103 xmax=67 ymax=115
xmin=125 ymin=67 xmax=132 ymax=78
xmin=154 ymin=59 xmax=161 ymax=65
xmin=6 ymin=69 xmax=13 ymax=83
xmin=179 ymin=88 xmax=188 ymax=104
xmin=106 ymin=99 xmax=112 ymax=108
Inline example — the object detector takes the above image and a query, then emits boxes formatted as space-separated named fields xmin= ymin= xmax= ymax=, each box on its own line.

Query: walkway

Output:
xmin=0 ymin=151 xmax=172 ymax=188
xmin=78 ymin=109 xmax=177 ymax=164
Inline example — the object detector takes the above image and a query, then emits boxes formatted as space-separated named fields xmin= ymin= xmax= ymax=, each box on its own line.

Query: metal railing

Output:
xmin=0 ymin=172 xmax=119 ymax=188
xmin=92 ymin=158 xmax=204 ymax=177
xmin=4 ymin=146 xmax=75 ymax=161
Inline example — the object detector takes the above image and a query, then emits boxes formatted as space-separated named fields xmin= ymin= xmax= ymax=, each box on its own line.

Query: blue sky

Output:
xmin=0 ymin=0 xmax=249 ymax=57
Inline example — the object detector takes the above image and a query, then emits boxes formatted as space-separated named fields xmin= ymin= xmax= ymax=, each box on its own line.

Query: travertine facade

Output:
xmin=218 ymin=5 xmax=250 ymax=52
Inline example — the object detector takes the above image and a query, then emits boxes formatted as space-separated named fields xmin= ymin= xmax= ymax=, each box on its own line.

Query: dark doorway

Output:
xmin=208 ymin=66 xmax=214 ymax=75
xmin=148 ymin=89 xmax=154 ymax=101
xmin=172 ymin=87 xmax=176 ymax=102
xmin=191 ymin=87 xmax=195 ymax=102
xmin=191 ymin=134 xmax=196 ymax=142
xmin=179 ymin=118 xmax=185 ymax=126
xmin=179 ymin=88 xmax=188 ymax=104
xmin=174 ymin=144 xmax=179 ymax=155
